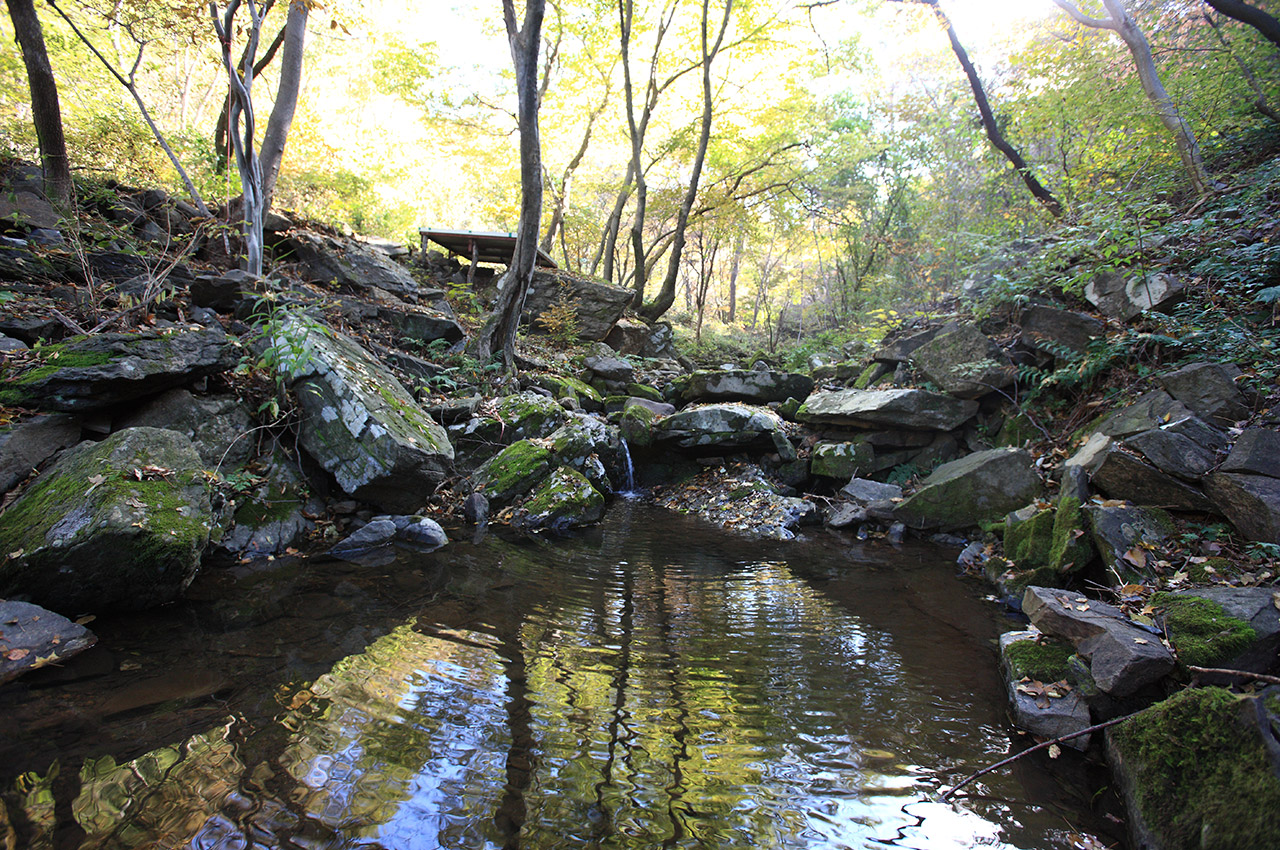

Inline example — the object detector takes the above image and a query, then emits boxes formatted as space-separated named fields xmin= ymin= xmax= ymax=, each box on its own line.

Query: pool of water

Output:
xmin=0 ymin=502 xmax=1120 ymax=849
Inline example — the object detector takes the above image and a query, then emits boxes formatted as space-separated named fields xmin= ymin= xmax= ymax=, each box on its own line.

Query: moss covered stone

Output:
xmin=1004 ymin=636 xmax=1075 ymax=682
xmin=1152 ymin=593 xmax=1257 ymax=668
xmin=528 ymin=373 xmax=603 ymax=408
xmin=1109 ymin=687 xmax=1280 ymax=850
xmin=516 ymin=467 xmax=605 ymax=531
xmin=810 ymin=439 xmax=874 ymax=480
xmin=619 ymin=404 xmax=656 ymax=448
xmin=1002 ymin=495 xmax=1093 ymax=588
xmin=625 ymin=382 xmax=662 ymax=402
xmin=0 ymin=427 xmax=212 ymax=613
xmin=475 ymin=439 xmax=553 ymax=505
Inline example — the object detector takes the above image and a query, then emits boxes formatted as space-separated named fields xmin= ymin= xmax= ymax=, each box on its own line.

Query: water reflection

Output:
xmin=1 ymin=503 xmax=1114 ymax=849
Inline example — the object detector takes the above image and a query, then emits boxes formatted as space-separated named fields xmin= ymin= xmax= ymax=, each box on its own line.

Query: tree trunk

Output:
xmin=924 ymin=1 xmax=1062 ymax=217
xmin=469 ymin=0 xmax=546 ymax=372
xmin=212 ymin=16 xmax=287 ymax=174
xmin=1205 ymin=0 xmax=1280 ymax=51
xmin=7 ymin=0 xmax=73 ymax=208
xmin=260 ymin=0 xmax=308 ymax=210
xmin=726 ymin=232 xmax=742 ymax=323
xmin=1052 ymin=0 xmax=1212 ymax=198
xmin=1203 ymin=10 xmax=1280 ymax=123
xmin=639 ymin=0 xmax=733 ymax=323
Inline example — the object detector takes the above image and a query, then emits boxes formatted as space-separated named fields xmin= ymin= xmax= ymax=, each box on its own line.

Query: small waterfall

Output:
xmin=618 ymin=437 xmax=639 ymax=498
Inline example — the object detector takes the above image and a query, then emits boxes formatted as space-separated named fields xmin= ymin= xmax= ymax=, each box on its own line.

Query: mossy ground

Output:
xmin=1111 ymin=687 xmax=1280 ymax=850
xmin=1151 ymin=593 xmax=1257 ymax=669
xmin=1005 ymin=637 xmax=1075 ymax=682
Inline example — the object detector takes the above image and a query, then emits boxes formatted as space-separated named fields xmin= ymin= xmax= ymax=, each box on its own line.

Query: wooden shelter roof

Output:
xmin=419 ymin=228 xmax=558 ymax=269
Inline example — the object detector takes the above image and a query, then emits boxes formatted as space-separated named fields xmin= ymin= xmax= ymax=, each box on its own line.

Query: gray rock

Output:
xmin=463 ymin=492 xmax=490 ymax=524
xmin=604 ymin=318 xmax=680 ymax=359
xmin=274 ymin=315 xmax=454 ymax=513
xmin=378 ymin=305 xmax=464 ymax=344
xmin=0 ymin=428 xmax=213 ymax=613
xmin=474 ymin=440 xmax=553 ymax=504
xmin=909 ymin=323 xmax=1015 ymax=399
xmin=1162 ymin=415 xmax=1229 ymax=454
xmin=455 ymin=391 xmax=568 ymax=467
xmin=1084 ymin=502 xmax=1174 ymax=583
xmin=1094 ymin=390 xmax=1193 ymax=438
xmin=1203 ymin=472 xmax=1280 ymax=543
xmin=583 ymin=354 xmax=634 ymax=383
xmin=1157 ymin=362 xmax=1250 ymax=427
xmin=0 ymin=190 xmax=61 ymax=229
xmin=116 ymin=389 xmax=256 ymax=468
xmin=1022 ymin=586 xmax=1175 ymax=696
xmin=287 ymin=230 xmax=421 ymax=296
xmin=894 ymin=447 xmax=1041 ymax=531
xmin=219 ymin=454 xmax=315 ymax=557
xmin=675 ymin=369 xmax=814 ymax=405
xmin=654 ymin=403 xmax=792 ymax=456
xmin=797 ymin=388 xmax=978 ymax=432
xmin=1063 ymin=432 xmax=1113 ymax=475
xmin=1221 ymin=428 xmax=1280 ymax=479
xmin=1122 ymin=428 xmax=1217 ymax=481
xmin=524 ymin=271 xmax=633 ymax=341
xmin=1084 ymin=269 xmax=1184 ymax=320
xmin=873 ymin=326 xmax=944 ymax=363
xmin=886 ymin=522 xmax=906 ymax=544
xmin=0 ymin=327 xmax=238 ymax=412
xmin=624 ymin=397 xmax=675 ymax=417
xmin=0 ymin=334 xmax=27 ymax=354
xmin=827 ymin=503 xmax=868 ymax=528
xmin=999 ymin=630 xmax=1093 ymax=749
xmin=840 ymin=477 xmax=903 ymax=504
xmin=331 ymin=518 xmax=398 ymax=556
xmin=0 ymin=414 xmax=80 ymax=493
xmin=1090 ymin=448 xmax=1213 ymax=512
xmin=0 ymin=600 xmax=96 ymax=685
xmin=1018 ymin=305 xmax=1105 ymax=357
xmin=391 ymin=516 xmax=448 ymax=549
xmin=810 ymin=440 xmax=874 ymax=479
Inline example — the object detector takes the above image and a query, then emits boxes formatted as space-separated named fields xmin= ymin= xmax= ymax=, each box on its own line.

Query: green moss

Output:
xmin=1002 ymin=497 xmax=1091 ymax=585
xmin=1048 ymin=495 xmax=1093 ymax=571
xmin=853 ymin=362 xmax=880 ymax=390
xmin=1005 ymin=636 xmax=1075 ymax=682
xmin=625 ymin=382 xmax=662 ymax=402
xmin=811 ymin=439 xmax=874 ymax=479
xmin=0 ymin=346 xmax=115 ymax=404
xmin=519 ymin=467 xmax=604 ymax=529
xmin=1111 ymin=687 xmax=1280 ymax=850
xmin=1004 ymin=508 xmax=1055 ymax=568
xmin=476 ymin=439 xmax=552 ymax=504
xmin=1151 ymin=593 xmax=1257 ymax=668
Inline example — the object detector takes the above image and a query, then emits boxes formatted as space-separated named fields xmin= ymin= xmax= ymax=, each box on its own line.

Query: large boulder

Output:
xmin=473 ymin=440 xmax=554 ymax=505
xmin=1167 ymin=587 xmax=1280 ymax=675
xmin=0 ymin=427 xmax=213 ymax=613
xmin=797 ymin=388 xmax=978 ymax=432
xmin=0 ymin=327 xmax=237 ymax=412
xmin=524 ymin=270 xmax=633 ymax=341
xmin=0 ymin=600 xmax=96 ymax=685
xmin=909 ymin=323 xmax=1015 ymax=399
xmin=1220 ymin=428 xmax=1280 ymax=478
xmin=1107 ymin=687 xmax=1280 ymax=850
xmin=872 ymin=326 xmax=944 ymax=364
xmin=378 ymin=305 xmax=464 ymax=345
xmin=1017 ymin=305 xmax=1105 ymax=357
xmin=0 ymin=413 xmax=80 ymax=493
xmin=1157 ymin=362 xmax=1250 ymax=427
xmin=654 ymin=403 xmax=793 ymax=457
xmin=1084 ymin=270 xmax=1184 ymax=320
xmin=272 ymin=316 xmax=454 ymax=513
xmin=604 ymin=318 xmax=680 ymax=359
xmin=513 ymin=467 xmax=606 ymax=531
xmin=1121 ymin=427 xmax=1217 ymax=481
xmin=894 ymin=447 xmax=1040 ymax=531
xmin=1083 ymin=502 xmax=1175 ymax=583
xmin=674 ymin=369 xmax=814 ymax=405
xmin=811 ymin=439 xmax=874 ymax=480
xmin=116 ymin=389 xmax=256 ymax=468
xmin=285 ymin=231 xmax=421 ymax=297
xmin=1022 ymin=586 xmax=1175 ymax=697
xmin=453 ymin=391 xmax=568 ymax=468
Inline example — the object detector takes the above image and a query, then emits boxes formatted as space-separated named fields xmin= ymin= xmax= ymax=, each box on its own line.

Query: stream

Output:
xmin=0 ymin=502 xmax=1120 ymax=849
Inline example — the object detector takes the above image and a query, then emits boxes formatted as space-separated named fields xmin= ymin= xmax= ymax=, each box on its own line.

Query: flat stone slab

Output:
xmin=1018 ymin=305 xmax=1105 ymax=357
xmin=1023 ymin=586 xmax=1174 ymax=697
xmin=894 ymin=447 xmax=1040 ymax=531
xmin=797 ymin=388 xmax=978 ymax=432
xmin=1090 ymin=448 xmax=1213 ymax=512
xmin=0 ymin=600 xmax=97 ymax=685
xmin=1203 ymin=472 xmax=1280 ymax=544
xmin=675 ymin=369 xmax=814 ymax=405
xmin=1173 ymin=587 xmax=1280 ymax=674
xmin=1221 ymin=429 xmax=1280 ymax=479
xmin=1157 ymin=362 xmax=1249 ymax=427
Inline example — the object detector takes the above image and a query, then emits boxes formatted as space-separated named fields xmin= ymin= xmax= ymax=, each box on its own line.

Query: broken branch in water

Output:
xmin=942 ymin=714 xmax=1137 ymax=802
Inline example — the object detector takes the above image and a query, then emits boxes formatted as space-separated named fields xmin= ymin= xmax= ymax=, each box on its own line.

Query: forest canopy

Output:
xmin=3 ymin=0 xmax=1279 ymax=336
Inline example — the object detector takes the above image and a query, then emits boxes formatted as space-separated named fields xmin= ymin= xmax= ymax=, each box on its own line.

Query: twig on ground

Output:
xmin=1188 ymin=666 xmax=1280 ymax=686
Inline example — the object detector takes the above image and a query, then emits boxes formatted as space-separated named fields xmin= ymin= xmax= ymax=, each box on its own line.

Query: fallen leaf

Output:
xmin=5 ymin=648 xmax=30 ymax=661
xmin=1076 ymin=604 xmax=1090 ymax=611
xmin=1048 ymin=743 xmax=1062 ymax=759
xmin=1123 ymin=546 xmax=1147 ymax=569
xmin=1273 ymin=592 xmax=1280 ymax=612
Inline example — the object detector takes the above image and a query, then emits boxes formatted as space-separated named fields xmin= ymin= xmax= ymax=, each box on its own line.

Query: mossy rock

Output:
xmin=625 ymin=382 xmax=662 ymax=402
xmin=810 ymin=439 xmax=874 ymax=479
xmin=1151 ymin=593 xmax=1257 ymax=669
xmin=619 ymin=404 xmax=656 ymax=448
xmin=1003 ymin=495 xmax=1093 ymax=586
xmin=852 ymin=362 xmax=881 ymax=390
xmin=474 ymin=439 xmax=553 ymax=505
xmin=528 ymin=373 xmax=603 ymax=409
xmin=515 ymin=467 xmax=605 ymax=531
xmin=1004 ymin=635 xmax=1075 ymax=682
xmin=0 ymin=427 xmax=212 ymax=613
xmin=1109 ymin=687 xmax=1280 ymax=850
